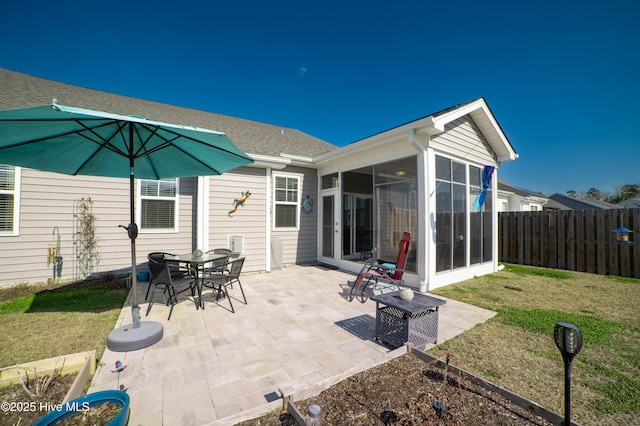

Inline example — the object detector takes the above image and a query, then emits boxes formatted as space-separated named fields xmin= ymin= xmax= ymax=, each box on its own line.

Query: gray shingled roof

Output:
xmin=498 ymin=179 xmax=546 ymax=199
xmin=0 ymin=68 xmax=338 ymax=159
xmin=617 ymin=198 xmax=640 ymax=208
xmin=547 ymin=193 xmax=617 ymax=210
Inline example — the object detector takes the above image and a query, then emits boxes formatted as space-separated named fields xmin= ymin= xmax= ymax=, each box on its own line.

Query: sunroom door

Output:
xmin=319 ymin=188 xmax=341 ymax=264
xmin=343 ymin=194 xmax=373 ymax=259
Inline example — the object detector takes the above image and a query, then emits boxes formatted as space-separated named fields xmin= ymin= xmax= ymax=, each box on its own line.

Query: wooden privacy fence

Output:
xmin=498 ymin=209 xmax=640 ymax=278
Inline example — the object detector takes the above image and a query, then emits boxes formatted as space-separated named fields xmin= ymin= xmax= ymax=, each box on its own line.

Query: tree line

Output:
xmin=566 ymin=183 xmax=640 ymax=204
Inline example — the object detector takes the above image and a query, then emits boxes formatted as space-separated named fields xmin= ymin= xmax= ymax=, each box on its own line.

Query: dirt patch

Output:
xmin=0 ymin=274 xmax=129 ymax=304
xmin=238 ymin=352 xmax=555 ymax=426
xmin=36 ymin=275 xmax=129 ymax=293
xmin=0 ymin=373 xmax=77 ymax=426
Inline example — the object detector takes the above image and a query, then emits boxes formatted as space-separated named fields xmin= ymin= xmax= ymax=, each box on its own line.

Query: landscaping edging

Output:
xmin=280 ymin=344 xmax=580 ymax=426
xmin=407 ymin=346 xmax=581 ymax=426
xmin=0 ymin=350 xmax=96 ymax=403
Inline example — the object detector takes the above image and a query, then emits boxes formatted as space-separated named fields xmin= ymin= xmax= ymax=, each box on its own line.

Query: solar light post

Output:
xmin=554 ymin=322 xmax=583 ymax=426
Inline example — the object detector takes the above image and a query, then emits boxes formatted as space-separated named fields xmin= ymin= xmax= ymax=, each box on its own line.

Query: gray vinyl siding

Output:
xmin=0 ymin=164 xmax=317 ymax=287
xmin=272 ymin=165 xmax=318 ymax=265
xmin=209 ymin=167 xmax=267 ymax=273
xmin=0 ymin=169 xmax=196 ymax=288
xmin=206 ymin=165 xmax=319 ymax=274
xmin=429 ymin=115 xmax=496 ymax=166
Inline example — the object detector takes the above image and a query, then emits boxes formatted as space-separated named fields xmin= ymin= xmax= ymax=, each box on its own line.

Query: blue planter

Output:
xmin=34 ymin=390 xmax=130 ymax=426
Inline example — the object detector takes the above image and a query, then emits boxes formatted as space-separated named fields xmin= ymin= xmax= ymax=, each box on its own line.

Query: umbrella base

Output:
xmin=107 ymin=321 xmax=163 ymax=352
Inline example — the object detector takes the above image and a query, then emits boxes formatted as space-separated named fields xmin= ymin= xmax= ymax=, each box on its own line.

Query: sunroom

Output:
xmin=314 ymin=98 xmax=517 ymax=292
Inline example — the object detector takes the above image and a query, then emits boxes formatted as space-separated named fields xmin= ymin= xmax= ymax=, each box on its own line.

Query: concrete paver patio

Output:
xmin=89 ymin=264 xmax=495 ymax=425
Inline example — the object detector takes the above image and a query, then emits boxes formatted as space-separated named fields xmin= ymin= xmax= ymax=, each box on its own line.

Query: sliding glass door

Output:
xmin=342 ymin=194 xmax=373 ymax=259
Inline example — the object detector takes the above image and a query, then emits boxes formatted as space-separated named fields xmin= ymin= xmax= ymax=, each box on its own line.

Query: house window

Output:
xmin=0 ymin=165 xmax=19 ymax=235
xmin=139 ymin=178 xmax=178 ymax=231
xmin=321 ymin=173 xmax=338 ymax=189
xmin=274 ymin=175 xmax=300 ymax=229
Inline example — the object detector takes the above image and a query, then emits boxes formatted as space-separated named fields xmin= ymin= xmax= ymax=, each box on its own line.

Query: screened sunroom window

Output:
xmin=274 ymin=175 xmax=299 ymax=228
xmin=469 ymin=165 xmax=493 ymax=264
xmin=435 ymin=156 xmax=467 ymax=272
xmin=140 ymin=178 xmax=178 ymax=230
xmin=436 ymin=157 xmax=494 ymax=272
xmin=373 ymin=157 xmax=417 ymax=273
xmin=0 ymin=165 xmax=18 ymax=235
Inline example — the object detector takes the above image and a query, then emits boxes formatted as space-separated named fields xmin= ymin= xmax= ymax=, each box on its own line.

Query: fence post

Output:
xmin=596 ymin=210 xmax=607 ymax=275
xmin=548 ymin=211 xmax=557 ymax=269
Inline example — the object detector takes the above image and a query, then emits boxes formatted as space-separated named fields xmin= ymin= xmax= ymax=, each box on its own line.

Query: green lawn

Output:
xmin=0 ymin=278 xmax=128 ymax=368
xmin=428 ymin=264 xmax=640 ymax=426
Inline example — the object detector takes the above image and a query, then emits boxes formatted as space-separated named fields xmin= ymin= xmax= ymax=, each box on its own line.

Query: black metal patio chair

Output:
xmin=203 ymin=257 xmax=247 ymax=313
xmin=146 ymin=261 xmax=196 ymax=320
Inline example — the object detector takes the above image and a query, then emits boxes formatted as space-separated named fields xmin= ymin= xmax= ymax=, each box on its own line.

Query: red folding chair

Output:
xmin=347 ymin=231 xmax=411 ymax=303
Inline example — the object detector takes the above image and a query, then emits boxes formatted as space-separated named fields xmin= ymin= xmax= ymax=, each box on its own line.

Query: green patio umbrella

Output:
xmin=0 ymin=103 xmax=254 ymax=351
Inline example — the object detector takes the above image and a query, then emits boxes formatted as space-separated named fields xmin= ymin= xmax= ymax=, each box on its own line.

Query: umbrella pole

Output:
xmin=129 ymin=163 xmax=140 ymax=328
xmin=106 ymin=125 xmax=163 ymax=352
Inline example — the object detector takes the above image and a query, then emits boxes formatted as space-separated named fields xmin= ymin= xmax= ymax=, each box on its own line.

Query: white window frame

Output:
xmin=137 ymin=178 xmax=179 ymax=233
xmin=0 ymin=165 xmax=20 ymax=236
xmin=272 ymin=173 xmax=302 ymax=230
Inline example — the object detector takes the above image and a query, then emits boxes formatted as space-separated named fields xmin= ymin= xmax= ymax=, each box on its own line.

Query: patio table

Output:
xmin=370 ymin=291 xmax=446 ymax=348
xmin=165 ymin=252 xmax=227 ymax=309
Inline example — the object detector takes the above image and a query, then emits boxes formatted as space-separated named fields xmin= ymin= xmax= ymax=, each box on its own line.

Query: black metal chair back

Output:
xmin=205 ymin=248 xmax=232 ymax=274
xmin=145 ymin=252 xmax=176 ymax=300
xmin=146 ymin=261 xmax=194 ymax=320
xmin=209 ymin=257 xmax=246 ymax=313
xmin=228 ymin=257 xmax=244 ymax=281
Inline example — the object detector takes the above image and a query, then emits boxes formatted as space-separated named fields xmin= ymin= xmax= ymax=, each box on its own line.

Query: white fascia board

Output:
xmin=498 ymin=189 xmax=516 ymax=197
xmin=246 ymin=153 xmax=289 ymax=169
xmin=433 ymin=99 xmax=518 ymax=163
xmin=248 ymin=153 xmax=315 ymax=169
xmin=526 ymin=196 xmax=548 ymax=204
xmin=280 ymin=153 xmax=313 ymax=163
xmin=314 ymin=116 xmax=439 ymax=166
xmin=431 ymin=100 xmax=485 ymax=131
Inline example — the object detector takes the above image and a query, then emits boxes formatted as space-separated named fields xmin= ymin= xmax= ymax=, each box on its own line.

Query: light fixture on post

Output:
xmin=554 ymin=322 xmax=583 ymax=426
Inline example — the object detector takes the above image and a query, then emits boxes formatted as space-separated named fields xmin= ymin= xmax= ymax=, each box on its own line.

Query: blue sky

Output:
xmin=1 ymin=1 xmax=638 ymax=196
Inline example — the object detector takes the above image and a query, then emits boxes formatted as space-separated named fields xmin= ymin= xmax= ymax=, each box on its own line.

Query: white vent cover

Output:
xmin=228 ymin=235 xmax=244 ymax=254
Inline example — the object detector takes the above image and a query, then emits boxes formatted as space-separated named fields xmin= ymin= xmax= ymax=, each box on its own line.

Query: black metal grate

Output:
xmin=376 ymin=306 xmax=439 ymax=349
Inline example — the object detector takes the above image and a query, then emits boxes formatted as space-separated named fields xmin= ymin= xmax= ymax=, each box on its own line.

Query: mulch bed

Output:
xmin=238 ymin=352 xmax=555 ymax=425
xmin=0 ymin=373 xmax=77 ymax=426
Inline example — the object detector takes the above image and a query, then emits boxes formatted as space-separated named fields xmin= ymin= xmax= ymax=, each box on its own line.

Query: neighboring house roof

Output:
xmin=617 ymin=198 xmax=640 ymax=208
xmin=0 ymin=68 xmax=338 ymax=160
xmin=546 ymin=193 xmax=618 ymax=210
xmin=497 ymin=179 xmax=546 ymax=201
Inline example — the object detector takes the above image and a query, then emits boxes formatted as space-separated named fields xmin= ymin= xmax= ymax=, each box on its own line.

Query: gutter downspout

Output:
xmin=197 ymin=176 xmax=210 ymax=252
xmin=408 ymin=129 xmax=429 ymax=294
xmin=266 ymin=167 xmax=272 ymax=272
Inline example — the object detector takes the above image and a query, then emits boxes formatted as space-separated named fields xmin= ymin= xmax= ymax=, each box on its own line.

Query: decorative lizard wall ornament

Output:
xmin=228 ymin=190 xmax=251 ymax=217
